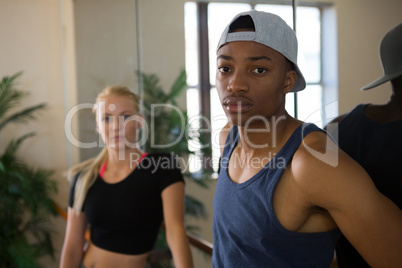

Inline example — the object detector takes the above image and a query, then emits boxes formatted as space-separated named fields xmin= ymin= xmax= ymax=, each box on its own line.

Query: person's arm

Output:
xmin=293 ymin=132 xmax=402 ymax=267
xmin=59 ymin=208 xmax=88 ymax=268
xmin=162 ymin=181 xmax=193 ymax=268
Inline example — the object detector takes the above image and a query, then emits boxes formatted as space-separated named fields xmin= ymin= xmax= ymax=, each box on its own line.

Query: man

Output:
xmin=327 ymin=22 xmax=402 ymax=267
xmin=212 ymin=10 xmax=402 ymax=267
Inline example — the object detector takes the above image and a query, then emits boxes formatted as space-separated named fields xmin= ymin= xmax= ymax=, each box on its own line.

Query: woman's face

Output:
xmin=96 ymin=95 xmax=141 ymax=150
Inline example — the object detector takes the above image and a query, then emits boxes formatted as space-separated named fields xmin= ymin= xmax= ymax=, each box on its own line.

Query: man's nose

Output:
xmin=227 ymin=71 xmax=249 ymax=93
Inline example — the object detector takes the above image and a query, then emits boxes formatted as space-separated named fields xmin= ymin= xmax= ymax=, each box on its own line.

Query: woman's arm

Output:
xmin=59 ymin=208 xmax=88 ymax=268
xmin=162 ymin=181 xmax=194 ymax=268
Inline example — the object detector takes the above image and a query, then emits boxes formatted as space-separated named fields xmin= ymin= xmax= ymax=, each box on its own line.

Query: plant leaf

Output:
xmin=0 ymin=104 xmax=46 ymax=132
xmin=0 ymin=72 xmax=25 ymax=120
xmin=167 ymin=69 xmax=187 ymax=105
xmin=1 ymin=132 xmax=36 ymax=158
xmin=0 ymin=72 xmax=57 ymax=267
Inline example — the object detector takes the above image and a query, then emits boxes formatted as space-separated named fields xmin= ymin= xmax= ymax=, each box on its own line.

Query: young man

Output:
xmin=212 ymin=10 xmax=402 ymax=267
xmin=327 ymin=22 xmax=402 ymax=267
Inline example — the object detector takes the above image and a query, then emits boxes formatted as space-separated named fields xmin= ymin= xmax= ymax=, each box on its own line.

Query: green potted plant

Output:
xmin=0 ymin=72 xmax=58 ymax=268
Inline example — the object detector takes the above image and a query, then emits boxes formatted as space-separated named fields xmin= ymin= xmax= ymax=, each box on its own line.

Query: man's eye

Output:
xmin=102 ymin=117 xmax=110 ymax=122
xmin=218 ymin=67 xmax=230 ymax=73
xmin=252 ymin=68 xmax=267 ymax=74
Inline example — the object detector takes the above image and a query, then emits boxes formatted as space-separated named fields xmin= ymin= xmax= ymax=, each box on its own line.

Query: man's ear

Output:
xmin=283 ymin=70 xmax=297 ymax=94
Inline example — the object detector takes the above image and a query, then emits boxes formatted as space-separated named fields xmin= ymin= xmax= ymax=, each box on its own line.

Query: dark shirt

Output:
xmin=335 ymin=104 xmax=402 ymax=267
xmin=213 ymin=124 xmax=340 ymax=267
xmin=69 ymin=153 xmax=184 ymax=255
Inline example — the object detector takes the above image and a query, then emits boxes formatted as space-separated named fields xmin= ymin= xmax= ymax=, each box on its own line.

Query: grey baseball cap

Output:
xmin=217 ymin=10 xmax=306 ymax=92
xmin=361 ymin=22 xmax=402 ymax=90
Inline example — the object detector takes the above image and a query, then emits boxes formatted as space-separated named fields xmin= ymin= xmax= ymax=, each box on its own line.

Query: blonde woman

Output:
xmin=60 ymin=86 xmax=193 ymax=268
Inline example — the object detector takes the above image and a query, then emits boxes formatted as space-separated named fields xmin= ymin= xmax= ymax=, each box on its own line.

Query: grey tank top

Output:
xmin=213 ymin=123 xmax=340 ymax=267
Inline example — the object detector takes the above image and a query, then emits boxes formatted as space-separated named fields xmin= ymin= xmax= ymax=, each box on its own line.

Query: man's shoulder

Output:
xmin=289 ymin=128 xmax=371 ymax=199
xmin=290 ymin=130 xmax=340 ymax=183
xmin=300 ymin=129 xmax=335 ymax=149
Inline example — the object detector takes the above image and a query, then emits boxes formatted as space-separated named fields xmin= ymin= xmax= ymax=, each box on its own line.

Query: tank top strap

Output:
xmin=276 ymin=123 xmax=325 ymax=164
xmin=222 ymin=125 xmax=239 ymax=159
xmin=221 ymin=123 xmax=325 ymax=174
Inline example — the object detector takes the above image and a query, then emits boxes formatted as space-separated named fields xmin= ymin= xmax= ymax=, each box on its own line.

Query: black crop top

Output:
xmin=68 ymin=153 xmax=184 ymax=255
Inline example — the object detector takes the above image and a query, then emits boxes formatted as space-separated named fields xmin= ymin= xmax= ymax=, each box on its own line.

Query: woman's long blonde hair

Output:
xmin=68 ymin=85 xmax=141 ymax=213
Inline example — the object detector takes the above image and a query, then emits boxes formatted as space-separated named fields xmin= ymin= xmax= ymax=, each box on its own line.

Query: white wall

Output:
xmin=335 ymin=0 xmax=400 ymax=113
xmin=1 ymin=0 xmax=401 ymax=267
xmin=73 ymin=0 xmax=139 ymax=160
xmin=0 ymin=0 xmax=76 ymax=266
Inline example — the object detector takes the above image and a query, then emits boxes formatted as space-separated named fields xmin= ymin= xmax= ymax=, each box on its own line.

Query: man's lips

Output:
xmin=223 ymin=96 xmax=253 ymax=113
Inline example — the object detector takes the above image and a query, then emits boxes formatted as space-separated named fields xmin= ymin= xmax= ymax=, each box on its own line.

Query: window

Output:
xmin=185 ymin=2 xmax=325 ymax=172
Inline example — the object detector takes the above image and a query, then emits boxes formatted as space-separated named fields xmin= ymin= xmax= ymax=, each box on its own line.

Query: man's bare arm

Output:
xmin=293 ymin=132 xmax=402 ymax=268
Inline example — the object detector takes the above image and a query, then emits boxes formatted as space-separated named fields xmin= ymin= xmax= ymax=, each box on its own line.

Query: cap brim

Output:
xmin=291 ymin=64 xmax=306 ymax=92
xmin=361 ymin=70 xmax=402 ymax=90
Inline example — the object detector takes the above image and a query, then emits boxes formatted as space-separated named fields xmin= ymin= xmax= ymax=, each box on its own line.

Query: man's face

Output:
xmin=216 ymin=41 xmax=296 ymax=127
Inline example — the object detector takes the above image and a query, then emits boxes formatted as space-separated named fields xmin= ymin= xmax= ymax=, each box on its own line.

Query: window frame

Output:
xmin=192 ymin=1 xmax=326 ymax=123
xmin=186 ymin=1 xmax=333 ymax=172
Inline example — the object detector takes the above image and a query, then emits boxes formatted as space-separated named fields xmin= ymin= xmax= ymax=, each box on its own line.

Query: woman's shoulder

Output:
xmin=67 ymin=157 xmax=95 ymax=181
xmin=138 ymin=152 xmax=184 ymax=183
xmin=67 ymin=170 xmax=82 ymax=185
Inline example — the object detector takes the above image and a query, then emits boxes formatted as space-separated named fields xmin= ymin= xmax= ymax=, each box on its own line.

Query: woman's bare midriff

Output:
xmin=82 ymin=242 xmax=150 ymax=268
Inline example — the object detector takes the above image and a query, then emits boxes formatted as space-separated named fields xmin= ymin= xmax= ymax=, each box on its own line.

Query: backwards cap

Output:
xmin=217 ymin=10 xmax=306 ymax=92
xmin=361 ymin=22 xmax=402 ymax=90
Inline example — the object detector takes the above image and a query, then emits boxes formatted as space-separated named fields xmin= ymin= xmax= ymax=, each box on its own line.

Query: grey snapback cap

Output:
xmin=361 ymin=22 xmax=402 ymax=90
xmin=217 ymin=10 xmax=306 ymax=92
